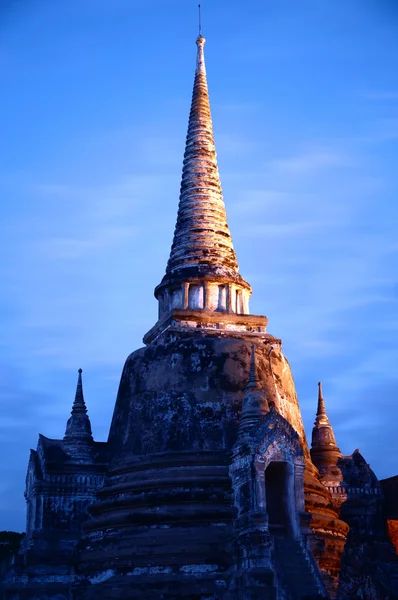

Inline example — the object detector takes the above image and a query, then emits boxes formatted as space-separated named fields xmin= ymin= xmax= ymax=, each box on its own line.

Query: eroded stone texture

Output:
xmin=2 ymin=27 xmax=398 ymax=600
xmin=336 ymin=452 xmax=398 ymax=598
xmin=75 ymin=334 xmax=351 ymax=598
xmin=230 ymin=362 xmax=327 ymax=599
xmin=309 ymin=390 xmax=398 ymax=598
xmin=152 ymin=34 xmax=253 ymax=344
xmin=387 ymin=520 xmax=398 ymax=554
xmin=382 ymin=475 xmax=398 ymax=553
xmin=78 ymin=337 xmax=279 ymax=598
xmin=311 ymin=382 xmax=343 ymax=494
xmin=166 ymin=35 xmax=238 ymax=276
xmin=107 ymin=337 xmax=301 ymax=459
xmin=1 ymin=371 xmax=107 ymax=600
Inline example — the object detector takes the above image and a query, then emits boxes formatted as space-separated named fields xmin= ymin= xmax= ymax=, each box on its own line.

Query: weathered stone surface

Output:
xmin=75 ymin=334 xmax=350 ymax=598
xmin=151 ymin=34 xmax=252 ymax=346
xmin=1 ymin=372 xmax=107 ymax=600
xmin=310 ymin=424 xmax=398 ymax=598
xmin=108 ymin=337 xmax=278 ymax=458
xmin=77 ymin=337 xmax=277 ymax=597
xmin=2 ymin=25 xmax=398 ymax=600
xmin=310 ymin=382 xmax=343 ymax=492
xmin=387 ymin=520 xmax=398 ymax=554
xmin=381 ymin=475 xmax=398 ymax=553
xmin=164 ymin=35 xmax=240 ymax=279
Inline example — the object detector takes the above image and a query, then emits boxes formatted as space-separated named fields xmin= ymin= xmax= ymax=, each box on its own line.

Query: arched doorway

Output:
xmin=264 ymin=461 xmax=293 ymax=536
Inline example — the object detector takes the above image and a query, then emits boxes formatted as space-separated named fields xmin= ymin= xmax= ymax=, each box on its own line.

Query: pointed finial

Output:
xmin=311 ymin=381 xmax=342 ymax=478
xmin=72 ymin=368 xmax=86 ymax=414
xmin=150 ymin=0 xmax=251 ymax=331
xmin=249 ymin=344 xmax=257 ymax=381
xmin=238 ymin=344 xmax=269 ymax=437
xmin=247 ymin=344 xmax=261 ymax=389
xmin=196 ymin=4 xmax=205 ymax=51
xmin=64 ymin=368 xmax=93 ymax=451
xmin=317 ymin=381 xmax=327 ymax=417
xmin=198 ymin=4 xmax=202 ymax=37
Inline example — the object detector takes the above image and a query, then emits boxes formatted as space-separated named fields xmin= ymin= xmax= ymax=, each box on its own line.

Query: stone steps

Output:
xmin=274 ymin=536 xmax=326 ymax=600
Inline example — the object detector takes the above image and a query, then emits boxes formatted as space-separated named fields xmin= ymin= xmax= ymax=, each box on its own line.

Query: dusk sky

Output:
xmin=1 ymin=0 xmax=397 ymax=531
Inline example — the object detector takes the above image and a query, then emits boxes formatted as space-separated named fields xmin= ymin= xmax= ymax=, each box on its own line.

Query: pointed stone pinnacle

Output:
xmin=317 ymin=381 xmax=327 ymax=418
xmin=165 ymin=33 xmax=239 ymax=277
xmin=64 ymin=369 xmax=93 ymax=447
xmin=311 ymin=381 xmax=342 ymax=478
xmin=247 ymin=344 xmax=260 ymax=389
xmin=71 ymin=368 xmax=87 ymax=415
xmin=312 ymin=381 xmax=339 ymax=447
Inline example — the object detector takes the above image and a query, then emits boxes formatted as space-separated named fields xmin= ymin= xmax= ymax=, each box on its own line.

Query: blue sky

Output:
xmin=0 ymin=0 xmax=397 ymax=531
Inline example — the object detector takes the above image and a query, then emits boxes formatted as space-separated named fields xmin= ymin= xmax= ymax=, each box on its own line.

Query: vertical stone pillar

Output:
xmin=183 ymin=282 xmax=189 ymax=309
xmin=227 ymin=284 xmax=233 ymax=312
xmin=294 ymin=460 xmax=306 ymax=514
xmin=243 ymin=291 xmax=250 ymax=315
xmin=163 ymin=288 xmax=170 ymax=316
xmin=34 ymin=495 xmax=44 ymax=530
xmin=230 ymin=451 xmax=275 ymax=599
xmin=204 ymin=282 xmax=210 ymax=310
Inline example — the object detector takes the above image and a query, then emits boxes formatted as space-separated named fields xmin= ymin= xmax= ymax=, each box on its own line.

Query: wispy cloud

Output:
xmin=351 ymin=118 xmax=398 ymax=144
xmin=34 ymin=225 xmax=139 ymax=260
xmin=1 ymin=0 xmax=398 ymax=530
xmin=362 ymin=90 xmax=398 ymax=101
xmin=269 ymin=149 xmax=351 ymax=174
xmin=239 ymin=220 xmax=326 ymax=237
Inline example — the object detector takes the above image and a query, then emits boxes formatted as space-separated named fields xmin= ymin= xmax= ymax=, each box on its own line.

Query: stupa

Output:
xmin=2 ymin=23 xmax=398 ymax=600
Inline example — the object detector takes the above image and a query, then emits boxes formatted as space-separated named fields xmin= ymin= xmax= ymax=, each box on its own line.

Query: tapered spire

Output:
xmin=311 ymin=382 xmax=342 ymax=480
xmin=155 ymin=29 xmax=253 ymax=298
xmin=247 ymin=343 xmax=261 ymax=389
xmin=165 ymin=33 xmax=238 ymax=277
xmin=312 ymin=382 xmax=338 ymax=443
xmin=239 ymin=345 xmax=269 ymax=436
xmin=316 ymin=381 xmax=327 ymax=421
xmin=63 ymin=369 xmax=94 ymax=455
xmin=146 ymin=30 xmax=266 ymax=344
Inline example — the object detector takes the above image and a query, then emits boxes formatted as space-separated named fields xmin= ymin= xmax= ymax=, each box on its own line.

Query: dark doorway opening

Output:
xmin=264 ymin=461 xmax=292 ymax=536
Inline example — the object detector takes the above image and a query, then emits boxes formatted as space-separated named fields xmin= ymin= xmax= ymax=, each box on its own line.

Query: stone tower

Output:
xmin=3 ymin=370 xmax=107 ymax=599
xmin=310 ymin=382 xmax=344 ymax=503
xmin=76 ymin=33 xmax=348 ymax=600
xmin=3 ymin=26 xmax=398 ymax=600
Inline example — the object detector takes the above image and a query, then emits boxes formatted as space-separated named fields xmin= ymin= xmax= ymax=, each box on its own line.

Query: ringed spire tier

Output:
xmin=63 ymin=368 xmax=94 ymax=457
xmin=166 ymin=34 xmax=239 ymax=278
xmin=145 ymin=33 xmax=265 ymax=344
xmin=310 ymin=382 xmax=343 ymax=488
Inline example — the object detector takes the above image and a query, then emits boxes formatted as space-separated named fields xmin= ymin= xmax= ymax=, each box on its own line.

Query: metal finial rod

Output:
xmin=198 ymin=4 xmax=202 ymax=36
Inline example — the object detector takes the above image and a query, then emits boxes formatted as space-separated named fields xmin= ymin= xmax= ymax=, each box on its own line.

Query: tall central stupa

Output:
xmin=4 ymin=20 xmax=398 ymax=600
xmin=76 ymin=32 xmax=349 ymax=599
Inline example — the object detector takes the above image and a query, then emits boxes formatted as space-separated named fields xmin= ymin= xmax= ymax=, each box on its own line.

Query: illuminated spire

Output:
xmin=316 ymin=381 xmax=327 ymax=420
xmin=165 ymin=33 xmax=239 ymax=277
xmin=311 ymin=382 xmax=342 ymax=475
xmin=147 ymin=24 xmax=261 ymax=345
